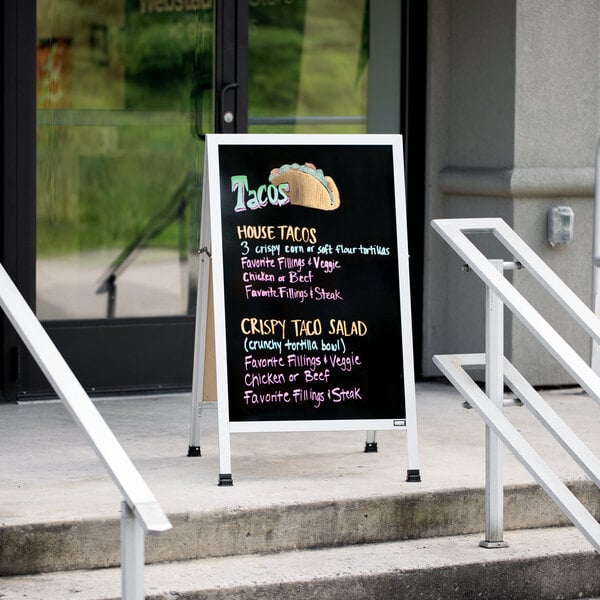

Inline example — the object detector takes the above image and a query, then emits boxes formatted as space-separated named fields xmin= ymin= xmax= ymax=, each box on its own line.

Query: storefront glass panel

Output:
xmin=247 ymin=0 xmax=368 ymax=134
xmin=36 ymin=0 xmax=213 ymax=320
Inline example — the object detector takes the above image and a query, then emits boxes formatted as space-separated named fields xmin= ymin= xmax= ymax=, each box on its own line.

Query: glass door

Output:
xmin=5 ymin=0 xmax=423 ymax=399
xmin=29 ymin=0 xmax=215 ymax=396
xmin=36 ymin=1 xmax=214 ymax=322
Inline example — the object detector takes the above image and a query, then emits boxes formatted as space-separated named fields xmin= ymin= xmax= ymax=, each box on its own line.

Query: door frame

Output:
xmin=1 ymin=0 xmax=426 ymax=401
xmin=401 ymin=0 xmax=427 ymax=379
xmin=2 ymin=0 xmax=37 ymax=401
xmin=215 ymin=0 xmax=248 ymax=134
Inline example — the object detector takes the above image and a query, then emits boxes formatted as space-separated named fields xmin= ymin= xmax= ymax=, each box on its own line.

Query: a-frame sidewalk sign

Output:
xmin=189 ymin=133 xmax=420 ymax=486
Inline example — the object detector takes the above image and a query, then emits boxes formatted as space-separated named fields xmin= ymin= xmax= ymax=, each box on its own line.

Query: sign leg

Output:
xmin=404 ymin=385 xmax=421 ymax=482
xmin=188 ymin=250 xmax=210 ymax=457
xmin=217 ymin=397 xmax=233 ymax=486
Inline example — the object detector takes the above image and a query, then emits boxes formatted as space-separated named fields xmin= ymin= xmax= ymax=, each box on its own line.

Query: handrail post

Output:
xmin=121 ymin=501 xmax=145 ymax=600
xmin=480 ymin=259 xmax=508 ymax=548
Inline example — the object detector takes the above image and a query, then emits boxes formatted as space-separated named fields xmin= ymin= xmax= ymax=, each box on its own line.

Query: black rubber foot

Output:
xmin=364 ymin=442 xmax=378 ymax=453
xmin=406 ymin=469 xmax=421 ymax=482
xmin=187 ymin=446 xmax=201 ymax=457
xmin=479 ymin=540 xmax=508 ymax=549
xmin=219 ymin=473 xmax=234 ymax=486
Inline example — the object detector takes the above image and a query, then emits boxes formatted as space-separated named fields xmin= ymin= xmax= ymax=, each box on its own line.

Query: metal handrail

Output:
xmin=0 ymin=262 xmax=171 ymax=598
xmin=433 ymin=218 xmax=600 ymax=401
xmin=431 ymin=217 xmax=600 ymax=553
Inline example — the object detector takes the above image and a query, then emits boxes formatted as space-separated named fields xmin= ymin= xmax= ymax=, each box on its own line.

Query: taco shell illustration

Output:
xmin=268 ymin=162 xmax=340 ymax=211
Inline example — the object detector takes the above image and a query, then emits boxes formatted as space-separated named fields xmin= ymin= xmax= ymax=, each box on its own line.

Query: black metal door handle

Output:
xmin=220 ymin=82 xmax=239 ymax=128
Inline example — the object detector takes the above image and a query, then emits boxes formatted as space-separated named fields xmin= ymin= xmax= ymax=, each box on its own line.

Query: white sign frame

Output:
xmin=192 ymin=133 xmax=420 ymax=485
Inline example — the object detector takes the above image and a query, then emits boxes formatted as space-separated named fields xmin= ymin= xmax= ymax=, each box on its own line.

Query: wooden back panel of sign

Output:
xmin=191 ymin=134 xmax=420 ymax=485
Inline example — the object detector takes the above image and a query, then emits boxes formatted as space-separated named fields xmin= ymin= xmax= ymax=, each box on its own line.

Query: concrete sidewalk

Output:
xmin=1 ymin=380 xmax=598 ymax=529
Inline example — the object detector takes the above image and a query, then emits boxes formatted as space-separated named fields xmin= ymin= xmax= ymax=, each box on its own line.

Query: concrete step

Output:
xmin=3 ymin=384 xmax=600 ymax=598
xmin=1 ymin=480 xmax=599 ymax=577
xmin=1 ymin=527 xmax=599 ymax=600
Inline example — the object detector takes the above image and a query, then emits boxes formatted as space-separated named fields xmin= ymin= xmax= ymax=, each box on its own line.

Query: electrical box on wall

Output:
xmin=547 ymin=206 xmax=574 ymax=247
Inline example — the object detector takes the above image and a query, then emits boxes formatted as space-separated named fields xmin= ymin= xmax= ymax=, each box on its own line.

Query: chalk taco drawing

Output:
xmin=268 ymin=162 xmax=341 ymax=211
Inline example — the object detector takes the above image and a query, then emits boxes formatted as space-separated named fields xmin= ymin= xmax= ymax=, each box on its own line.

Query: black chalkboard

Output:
xmin=196 ymin=134 xmax=419 ymax=483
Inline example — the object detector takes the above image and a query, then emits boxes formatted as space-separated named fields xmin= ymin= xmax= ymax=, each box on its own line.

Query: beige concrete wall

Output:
xmin=422 ymin=0 xmax=600 ymax=385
